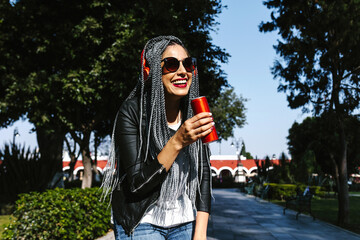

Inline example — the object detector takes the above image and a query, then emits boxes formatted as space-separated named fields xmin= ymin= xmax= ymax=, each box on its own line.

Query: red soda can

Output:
xmin=191 ymin=96 xmax=219 ymax=144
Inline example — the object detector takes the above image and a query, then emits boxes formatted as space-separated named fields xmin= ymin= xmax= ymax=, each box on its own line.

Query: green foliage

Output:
xmin=265 ymin=183 xmax=297 ymax=200
xmin=263 ymin=183 xmax=323 ymax=200
xmin=287 ymin=115 xmax=360 ymax=183
xmin=272 ymin=196 xmax=360 ymax=234
xmin=0 ymin=215 xmax=13 ymax=236
xmin=350 ymin=184 xmax=360 ymax=192
xmin=254 ymin=156 xmax=272 ymax=183
xmin=311 ymin=196 xmax=360 ymax=234
xmin=0 ymin=143 xmax=53 ymax=203
xmin=0 ymin=0 xmax=230 ymax=130
xmin=260 ymin=0 xmax=360 ymax=115
xmin=1 ymin=188 xmax=111 ymax=240
xmin=268 ymin=152 xmax=295 ymax=184
xmin=212 ymin=87 xmax=247 ymax=140
xmin=260 ymin=1 xmax=360 ymax=224
xmin=240 ymin=141 xmax=253 ymax=159
xmin=0 ymin=0 xmax=238 ymax=188
xmin=288 ymin=117 xmax=333 ymax=180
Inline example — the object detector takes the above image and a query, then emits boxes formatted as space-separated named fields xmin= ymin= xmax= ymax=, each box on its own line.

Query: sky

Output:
xmin=0 ymin=0 xmax=309 ymax=159
xmin=207 ymin=0 xmax=309 ymax=158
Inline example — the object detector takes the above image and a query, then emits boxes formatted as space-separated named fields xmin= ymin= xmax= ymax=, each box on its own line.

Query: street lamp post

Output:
xmin=231 ymin=138 xmax=246 ymax=183
xmin=13 ymin=127 xmax=20 ymax=146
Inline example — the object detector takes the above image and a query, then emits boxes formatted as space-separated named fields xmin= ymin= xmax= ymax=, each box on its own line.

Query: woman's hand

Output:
xmin=172 ymin=112 xmax=214 ymax=149
xmin=157 ymin=112 xmax=214 ymax=172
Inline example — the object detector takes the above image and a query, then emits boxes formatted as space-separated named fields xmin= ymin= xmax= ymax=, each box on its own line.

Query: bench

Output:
xmin=283 ymin=187 xmax=315 ymax=220
xmin=255 ymin=185 xmax=271 ymax=201
xmin=245 ymin=184 xmax=255 ymax=195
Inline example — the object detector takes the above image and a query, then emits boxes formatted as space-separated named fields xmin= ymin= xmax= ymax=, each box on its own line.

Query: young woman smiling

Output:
xmin=102 ymin=36 xmax=213 ymax=240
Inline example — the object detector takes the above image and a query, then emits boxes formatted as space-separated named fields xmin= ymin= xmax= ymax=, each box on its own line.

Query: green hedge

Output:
xmin=2 ymin=187 xmax=112 ymax=239
xmin=260 ymin=183 xmax=324 ymax=200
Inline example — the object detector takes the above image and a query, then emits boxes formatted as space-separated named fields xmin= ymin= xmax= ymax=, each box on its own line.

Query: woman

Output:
xmin=102 ymin=36 xmax=213 ymax=239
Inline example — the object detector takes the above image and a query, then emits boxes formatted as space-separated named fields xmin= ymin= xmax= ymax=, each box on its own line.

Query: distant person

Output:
xmin=102 ymin=36 xmax=213 ymax=239
xmin=303 ymin=186 xmax=310 ymax=196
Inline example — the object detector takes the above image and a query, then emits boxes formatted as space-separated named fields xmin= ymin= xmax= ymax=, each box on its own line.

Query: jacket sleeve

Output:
xmin=115 ymin=99 xmax=167 ymax=196
xmin=196 ymin=144 xmax=211 ymax=213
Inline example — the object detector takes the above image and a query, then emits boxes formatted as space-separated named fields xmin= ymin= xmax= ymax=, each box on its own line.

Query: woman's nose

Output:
xmin=177 ymin=62 xmax=187 ymax=74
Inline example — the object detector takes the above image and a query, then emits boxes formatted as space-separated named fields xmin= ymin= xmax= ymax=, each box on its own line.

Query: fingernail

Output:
xmin=209 ymin=112 xmax=212 ymax=116
xmin=212 ymin=122 xmax=215 ymax=125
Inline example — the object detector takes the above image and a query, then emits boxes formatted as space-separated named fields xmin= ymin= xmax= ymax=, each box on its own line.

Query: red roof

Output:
xmin=210 ymin=155 xmax=283 ymax=173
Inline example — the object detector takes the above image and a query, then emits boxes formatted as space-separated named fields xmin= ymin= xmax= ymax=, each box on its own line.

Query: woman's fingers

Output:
xmin=187 ymin=112 xmax=213 ymax=128
xmin=189 ymin=112 xmax=212 ymax=123
xmin=173 ymin=112 xmax=215 ymax=148
xmin=194 ymin=121 xmax=215 ymax=137
xmin=183 ymin=114 xmax=213 ymax=132
xmin=183 ymin=114 xmax=214 ymax=137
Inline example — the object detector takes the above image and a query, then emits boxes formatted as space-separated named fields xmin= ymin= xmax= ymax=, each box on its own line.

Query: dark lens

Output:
xmin=164 ymin=57 xmax=179 ymax=72
xmin=183 ymin=57 xmax=195 ymax=72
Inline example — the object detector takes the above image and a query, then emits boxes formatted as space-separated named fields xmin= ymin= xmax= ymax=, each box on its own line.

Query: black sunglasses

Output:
xmin=161 ymin=57 xmax=197 ymax=73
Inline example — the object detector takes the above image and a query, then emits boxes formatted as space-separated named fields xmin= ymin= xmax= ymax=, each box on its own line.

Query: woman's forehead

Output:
xmin=162 ymin=44 xmax=188 ymax=59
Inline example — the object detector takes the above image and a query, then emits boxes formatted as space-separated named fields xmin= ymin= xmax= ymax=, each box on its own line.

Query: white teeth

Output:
xmin=173 ymin=80 xmax=187 ymax=84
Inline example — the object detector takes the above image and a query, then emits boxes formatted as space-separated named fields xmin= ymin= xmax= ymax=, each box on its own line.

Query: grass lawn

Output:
xmin=0 ymin=215 xmax=13 ymax=236
xmin=272 ymin=196 xmax=360 ymax=235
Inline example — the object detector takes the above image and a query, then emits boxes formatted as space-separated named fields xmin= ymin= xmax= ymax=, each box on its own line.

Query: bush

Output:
xmin=263 ymin=183 xmax=324 ymax=200
xmin=0 ymin=143 xmax=55 ymax=204
xmin=264 ymin=183 xmax=297 ymax=200
xmin=2 ymin=187 xmax=111 ymax=239
xmin=349 ymin=183 xmax=360 ymax=192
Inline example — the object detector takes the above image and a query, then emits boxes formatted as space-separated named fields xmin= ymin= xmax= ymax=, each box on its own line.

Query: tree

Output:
xmin=0 ymin=143 xmax=49 ymax=202
xmin=254 ymin=156 xmax=272 ymax=184
xmin=64 ymin=134 xmax=80 ymax=182
xmin=0 ymin=0 xmax=240 ymax=188
xmin=288 ymin=116 xmax=360 ymax=189
xmin=266 ymin=152 xmax=294 ymax=184
xmin=240 ymin=140 xmax=253 ymax=159
xmin=279 ymin=152 xmax=294 ymax=184
xmin=260 ymin=0 xmax=360 ymax=225
xmin=212 ymin=87 xmax=247 ymax=141
xmin=287 ymin=118 xmax=326 ymax=184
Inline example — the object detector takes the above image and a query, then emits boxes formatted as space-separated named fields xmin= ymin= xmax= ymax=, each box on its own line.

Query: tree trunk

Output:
xmin=337 ymin=119 xmax=349 ymax=226
xmin=81 ymin=131 xmax=92 ymax=189
xmin=69 ymin=153 xmax=77 ymax=181
xmin=92 ymin=133 xmax=100 ymax=175
xmin=64 ymin=137 xmax=78 ymax=181
xmin=36 ymin=125 xmax=65 ymax=189
xmin=330 ymin=153 xmax=340 ymax=196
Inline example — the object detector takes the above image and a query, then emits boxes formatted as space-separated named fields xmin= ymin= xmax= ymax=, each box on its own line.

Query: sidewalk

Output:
xmin=98 ymin=188 xmax=360 ymax=240
xmin=207 ymin=188 xmax=360 ymax=240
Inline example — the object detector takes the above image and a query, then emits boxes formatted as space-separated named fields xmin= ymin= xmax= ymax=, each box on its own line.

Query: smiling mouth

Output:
xmin=172 ymin=79 xmax=187 ymax=88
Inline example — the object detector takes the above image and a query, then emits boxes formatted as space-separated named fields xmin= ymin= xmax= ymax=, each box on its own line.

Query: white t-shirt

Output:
xmin=140 ymin=120 xmax=196 ymax=227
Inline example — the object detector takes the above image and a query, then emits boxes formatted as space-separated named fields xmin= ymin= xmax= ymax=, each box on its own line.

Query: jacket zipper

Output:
xmin=129 ymin=165 xmax=165 ymax=234
xmin=132 ymin=165 xmax=165 ymax=193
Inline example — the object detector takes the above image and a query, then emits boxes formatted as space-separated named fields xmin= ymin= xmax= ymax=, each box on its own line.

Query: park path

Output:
xmin=207 ymin=188 xmax=360 ymax=240
xmin=98 ymin=188 xmax=360 ymax=240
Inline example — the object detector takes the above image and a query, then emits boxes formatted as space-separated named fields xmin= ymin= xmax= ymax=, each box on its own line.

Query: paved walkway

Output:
xmin=98 ymin=188 xmax=360 ymax=240
xmin=207 ymin=189 xmax=360 ymax=240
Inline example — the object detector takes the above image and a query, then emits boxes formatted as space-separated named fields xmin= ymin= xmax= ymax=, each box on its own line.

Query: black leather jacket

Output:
xmin=111 ymin=97 xmax=211 ymax=235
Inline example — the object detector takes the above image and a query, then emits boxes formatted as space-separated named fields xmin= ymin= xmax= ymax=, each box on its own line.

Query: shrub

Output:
xmin=350 ymin=183 xmax=360 ymax=192
xmin=263 ymin=183 xmax=325 ymax=200
xmin=2 ymin=187 xmax=111 ymax=239
xmin=0 ymin=143 xmax=54 ymax=204
xmin=264 ymin=183 xmax=297 ymax=200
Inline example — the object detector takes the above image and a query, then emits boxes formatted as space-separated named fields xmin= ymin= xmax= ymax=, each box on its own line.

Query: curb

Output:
xmin=96 ymin=230 xmax=115 ymax=240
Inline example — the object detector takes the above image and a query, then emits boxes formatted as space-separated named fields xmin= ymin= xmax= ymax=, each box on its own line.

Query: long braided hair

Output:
xmin=102 ymin=36 xmax=209 ymax=222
